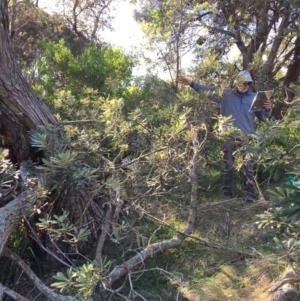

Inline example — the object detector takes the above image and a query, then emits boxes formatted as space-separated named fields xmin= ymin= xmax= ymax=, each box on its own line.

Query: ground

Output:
xmin=176 ymin=197 xmax=298 ymax=301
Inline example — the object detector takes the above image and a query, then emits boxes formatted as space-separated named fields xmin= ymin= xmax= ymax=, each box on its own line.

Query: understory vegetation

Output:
xmin=1 ymin=0 xmax=300 ymax=300
xmin=2 ymin=84 xmax=300 ymax=300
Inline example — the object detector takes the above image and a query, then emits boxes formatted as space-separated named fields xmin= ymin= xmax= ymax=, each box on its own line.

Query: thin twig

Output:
xmin=56 ymin=119 xmax=99 ymax=126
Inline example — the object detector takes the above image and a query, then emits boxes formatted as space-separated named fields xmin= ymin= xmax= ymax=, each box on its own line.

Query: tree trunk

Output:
xmin=0 ymin=0 xmax=57 ymax=164
xmin=273 ymin=36 xmax=300 ymax=120
xmin=257 ymin=8 xmax=291 ymax=92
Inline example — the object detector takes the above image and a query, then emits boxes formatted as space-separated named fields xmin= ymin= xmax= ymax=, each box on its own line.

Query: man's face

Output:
xmin=236 ymin=82 xmax=251 ymax=93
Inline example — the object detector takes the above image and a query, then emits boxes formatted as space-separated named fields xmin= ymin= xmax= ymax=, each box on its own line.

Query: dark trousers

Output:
xmin=222 ymin=137 xmax=255 ymax=198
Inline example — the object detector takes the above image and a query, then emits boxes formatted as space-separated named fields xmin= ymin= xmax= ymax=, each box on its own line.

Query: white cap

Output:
xmin=236 ymin=70 xmax=253 ymax=83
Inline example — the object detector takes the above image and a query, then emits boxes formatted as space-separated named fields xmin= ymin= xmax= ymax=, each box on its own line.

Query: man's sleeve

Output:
xmin=253 ymin=109 xmax=272 ymax=121
xmin=190 ymin=81 xmax=216 ymax=92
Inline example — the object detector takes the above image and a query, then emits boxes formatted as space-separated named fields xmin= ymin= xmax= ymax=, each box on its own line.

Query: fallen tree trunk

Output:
xmin=269 ymin=268 xmax=300 ymax=301
xmin=0 ymin=189 xmax=37 ymax=255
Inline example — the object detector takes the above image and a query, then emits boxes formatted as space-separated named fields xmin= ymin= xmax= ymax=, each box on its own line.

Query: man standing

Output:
xmin=177 ymin=70 xmax=272 ymax=202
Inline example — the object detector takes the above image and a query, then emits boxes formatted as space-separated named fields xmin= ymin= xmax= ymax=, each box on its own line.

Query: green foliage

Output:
xmin=29 ymin=125 xmax=105 ymax=193
xmin=122 ymin=75 xmax=177 ymax=115
xmin=33 ymin=39 xmax=134 ymax=119
xmin=51 ymin=258 xmax=111 ymax=298
xmin=29 ymin=125 xmax=69 ymax=157
xmin=35 ymin=150 xmax=79 ymax=191
xmin=254 ymin=108 xmax=300 ymax=270
xmin=37 ymin=211 xmax=91 ymax=244
xmin=135 ymin=0 xmax=203 ymax=80
xmin=51 ymin=268 xmax=77 ymax=295
xmin=245 ymin=102 xmax=300 ymax=183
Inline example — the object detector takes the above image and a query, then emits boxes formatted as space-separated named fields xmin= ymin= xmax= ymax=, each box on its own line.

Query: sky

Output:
xmin=39 ymin=0 xmax=145 ymax=50
xmin=39 ymin=0 xmax=150 ymax=76
xmin=100 ymin=1 xmax=145 ymax=52
xmin=100 ymin=1 xmax=151 ymax=77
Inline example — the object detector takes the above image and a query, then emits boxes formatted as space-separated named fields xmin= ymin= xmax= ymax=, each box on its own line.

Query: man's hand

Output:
xmin=263 ymin=100 xmax=272 ymax=111
xmin=177 ymin=75 xmax=192 ymax=86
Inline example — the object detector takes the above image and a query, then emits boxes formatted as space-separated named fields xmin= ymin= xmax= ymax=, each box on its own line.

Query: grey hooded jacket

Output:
xmin=190 ymin=81 xmax=271 ymax=135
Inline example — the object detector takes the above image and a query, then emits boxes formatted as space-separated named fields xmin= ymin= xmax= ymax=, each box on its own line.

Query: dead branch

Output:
xmin=56 ymin=119 xmax=99 ymax=126
xmin=3 ymin=248 xmax=93 ymax=301
xmin=0 ymin=282 xmax=29 ymax=301
xmin=102 ymin=127 xmax=202 ymax=288
xmin=95 ymin=205 xmax=113 ymax=260
xmin=269 ymin=269 xmax=300 ymax=294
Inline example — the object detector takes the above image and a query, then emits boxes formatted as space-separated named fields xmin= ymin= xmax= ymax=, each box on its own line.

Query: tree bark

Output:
xmin=0 ymin=190 xmax=36 ymax=255
xmin=257 ymin=7 xmax=291 ymax=91
xmin=269 ymin=268 xmax=300 ymax=301
xmin=0 ymin=0 xmax=57 ymax=164
xmin=273 ymin=36 xmax=300 ymax=120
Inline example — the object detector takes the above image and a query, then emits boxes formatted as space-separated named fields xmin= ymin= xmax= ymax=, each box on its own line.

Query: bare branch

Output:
xmin=3 ymin=248 xmax=93 ymax=301
xmin=56 ymin=119 xmax=100 ymax=126
xmin=0 ymin=282 xmax=30 ymax=301
xmin=102 ymin=127 xmax=202 ymax=287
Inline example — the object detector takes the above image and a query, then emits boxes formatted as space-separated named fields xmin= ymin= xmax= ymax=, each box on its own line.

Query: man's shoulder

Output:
xmin=223 ymin=87 xmax=234 ymax=92
xmin=247 ymin=89 xmax=256 ymax=96
xmin=223 ymin=88 xmax=235 ymax=95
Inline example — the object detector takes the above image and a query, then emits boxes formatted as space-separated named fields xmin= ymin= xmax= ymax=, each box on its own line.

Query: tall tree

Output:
xmin=133 ymin=0 xmax=198 ymax=91
xmin=135 ymin=0 xmax=300 ymax=109
xmin=56 ymin=0 xmax=116 ymax=41
xmin=0 ymin=0 xmax=57 ymax=164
